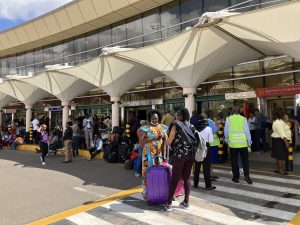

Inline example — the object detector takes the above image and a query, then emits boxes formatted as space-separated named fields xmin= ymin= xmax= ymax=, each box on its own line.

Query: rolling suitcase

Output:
xmin=146 ymin=166 xmax=170 ymax=204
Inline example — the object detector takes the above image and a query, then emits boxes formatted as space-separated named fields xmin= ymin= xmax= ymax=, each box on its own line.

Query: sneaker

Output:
xmin=40 ymin=156 xmax=43 ymax=163
xmin=134 ymin=173 xmax=140 ymax=177
xmin=179 ymin=202 xmax=190 ymax=209
xmin=164 ymin=204 xmax=172 ymax=212
xmin=239 ymin=168 xmax=244 ymax=174
xmin=87 ymin=157 xmax=92 ymax=161
xmin=42 ymin=162 xmax=46 ymax=166
xmin=244 ymin=177 xmax=253 ymax=184
xmin=232 ymin=178 xmax=239 ymax=183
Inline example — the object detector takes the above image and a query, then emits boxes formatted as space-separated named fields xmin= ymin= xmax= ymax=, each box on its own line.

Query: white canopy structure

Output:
xmin=115 ymin=16 xmax=264 ymax=114
xmin=59 ymin=53 xmax=163 ymax=127
xmin=21 ymin=71 xmax=96 ymax=130
xmin=0 ymin=79 xmax=50 ymax=131
xmin=0 ymin=93 xmax=16 ymax=127
xmin=219 ymin=0 xmax=300 ymax=61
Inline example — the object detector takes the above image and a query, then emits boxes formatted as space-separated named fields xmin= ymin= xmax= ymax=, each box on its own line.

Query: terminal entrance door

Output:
xmin=266 ymin=97 xmax=294 ymax=119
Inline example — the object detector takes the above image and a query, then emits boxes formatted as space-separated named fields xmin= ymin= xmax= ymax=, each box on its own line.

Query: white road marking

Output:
xmin=73 ymin=187 xmax=106 ymax=198
xmin=191 ymin=191 xmax=295 ymax=221
xmin=214 ymin=169 xmax=300 ymax=185
xmin=67 ymin=212 xmax=113 ymax=225
xmin=102 ymin=200 xmax=189 ymax=225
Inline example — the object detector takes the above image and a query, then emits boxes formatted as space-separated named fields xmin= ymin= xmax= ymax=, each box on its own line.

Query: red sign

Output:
xmin=256 ymin=85 xmax=300 ymax=97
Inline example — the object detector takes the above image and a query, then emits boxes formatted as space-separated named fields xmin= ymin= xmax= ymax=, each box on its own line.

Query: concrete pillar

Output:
xmin=25 ymin=104 xmax=33 ymax=132
xmin=62 ymin=101 xmax=70 ymax=131
xmin=152 ymin=105 xmax=156 ymax=109
xmin=183 ymin=87 xmax=197 ymax=116
xmin=11 ymin=112 xmax=15 ymax=123
xmin=121 ymin=106 xmax=125 ymax=125
xmin=111 ymin=96 xmax=120 ymax=128
xmin=0 ymin=109 xmax=2 ymax=129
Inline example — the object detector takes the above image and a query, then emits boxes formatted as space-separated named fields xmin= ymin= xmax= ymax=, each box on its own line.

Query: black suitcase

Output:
xmin=117 ymin=143 xmax=129 ymax=163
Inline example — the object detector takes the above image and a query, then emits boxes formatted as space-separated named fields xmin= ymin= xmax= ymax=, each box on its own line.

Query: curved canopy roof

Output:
xmin=0 ymin=79 xmax=50 ymax=105
xmin=60 ymin=55 xmax=163 ymax=97
xmin=21 ymin=71 xmax=96 ymax=102
xmin=219 ymin=0 xmax=300 ymax=61
xmin=115 ymin=23 xmax=263 ymax=88
xmin=0 ymin=93 xmax=15 ymax=109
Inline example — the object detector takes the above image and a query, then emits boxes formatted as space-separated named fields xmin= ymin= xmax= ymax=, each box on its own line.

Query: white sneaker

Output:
xmin=87 ymin=157 xmax=92 ymax=161
xmin=134 ymin=173 xmax=140 ymax=177
xmin=239 ymin=168 xmax=244 ymax=174
xmin=42 ymin=162 xmax=46 ymax=166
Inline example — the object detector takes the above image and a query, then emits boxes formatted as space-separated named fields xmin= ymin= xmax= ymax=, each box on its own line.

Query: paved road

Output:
xmin=1 ymin=149 xmax=299 ymax=225
xmin=0 ymin=150 xmax=140 ymax=225
xmin=49 ymin=167 xmax=300 ymax=225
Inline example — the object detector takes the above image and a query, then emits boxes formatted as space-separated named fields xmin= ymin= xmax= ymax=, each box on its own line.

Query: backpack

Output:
xmin=194 ymin=132 xmax=208 ymax=162
xmin=107 ymin=151 xmax=118 ymax=163
xmin=173 ymin=120 xmax=198 ymax=153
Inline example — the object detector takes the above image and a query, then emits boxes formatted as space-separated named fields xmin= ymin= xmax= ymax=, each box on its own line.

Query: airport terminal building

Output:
xmin=0 ymin=0 xmax=300 ymax=144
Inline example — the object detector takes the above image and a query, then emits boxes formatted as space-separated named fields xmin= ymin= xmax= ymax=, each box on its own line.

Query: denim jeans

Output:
xmin=72 ymin=136 xmax=81 ymax=154
xmin=135 ymin=145 xmax=143 ymax=174
xmin=11 ymin=141 xmax=20 ymax=150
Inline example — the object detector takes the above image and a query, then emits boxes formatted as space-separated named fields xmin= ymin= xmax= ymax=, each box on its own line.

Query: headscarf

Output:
xmin=196 ymin=113 xmax=208 ymax=132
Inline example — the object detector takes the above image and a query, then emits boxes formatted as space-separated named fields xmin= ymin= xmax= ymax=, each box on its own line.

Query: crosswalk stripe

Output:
xmin=214 ymin=169 xmax=300 ymax=185
xmin=191 ymin=191 xmax=295 ymax=221
xmin=131 ymin=193 xmax=264 ymax=225
xmin=101 ymin=200 xmax=189 ymax=225
xmin=215 ymin=177 xmax=300 ymax=195
xmin=213 ymin=184 xmax=300 ymax=207
xmin=67 ymin=212 xmax=113 ymax=225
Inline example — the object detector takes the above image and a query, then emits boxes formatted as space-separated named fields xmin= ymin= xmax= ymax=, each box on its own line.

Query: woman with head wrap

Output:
xmin=193 ymin=113 xmax=216 ymax=191
xmin=142 ymin=109 xmax=168 ymax=199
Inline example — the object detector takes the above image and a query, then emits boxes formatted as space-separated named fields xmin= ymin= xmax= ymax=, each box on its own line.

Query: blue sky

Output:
xmin=0 ymin=0 xmax=72 ymax=32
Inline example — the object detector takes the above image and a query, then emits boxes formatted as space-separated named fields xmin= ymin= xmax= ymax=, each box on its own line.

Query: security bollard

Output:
xmin=217 ymin=121 xmax=224 ymax=163
xmin=29 ymin=124 xmax=33 ymax=144
xmin=285 ymin=139 xmax=293 ymax=172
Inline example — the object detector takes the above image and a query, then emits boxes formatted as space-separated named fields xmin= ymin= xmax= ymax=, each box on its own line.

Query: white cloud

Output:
xmin=0 ymin=0 xmax=73 ymax=21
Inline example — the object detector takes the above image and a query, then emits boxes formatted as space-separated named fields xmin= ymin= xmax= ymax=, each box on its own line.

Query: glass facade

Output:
xmin=0 ymin=0 xmax=296 ymax=115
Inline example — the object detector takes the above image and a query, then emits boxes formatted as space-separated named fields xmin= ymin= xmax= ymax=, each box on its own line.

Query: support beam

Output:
xmin=25 ymin=104 xmax=33 ymax=132
xmin=0 ymin=109 xmax=2 ymax=129
xmin=183 ymin=87 xmax=197 ymax=117
xmin=62 ymin=101 xmax=70 ymax=131
xmin=111 ymin=96 xmax=120 ymax=128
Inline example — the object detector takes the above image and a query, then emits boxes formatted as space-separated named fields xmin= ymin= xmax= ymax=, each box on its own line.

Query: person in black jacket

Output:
xmin=62 ymin=121 xmax=73 ymax=163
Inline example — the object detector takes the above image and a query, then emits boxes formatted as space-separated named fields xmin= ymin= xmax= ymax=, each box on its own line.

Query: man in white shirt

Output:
xmin=83 ymin=115 xmax=93 ymax=149
xmin=87 ymin=133 xmax=103 ymax=160
xmin=194 ymin=113 xmax=216 ymax=190
xmin=31 ymin=117 xmax=40 ymax=144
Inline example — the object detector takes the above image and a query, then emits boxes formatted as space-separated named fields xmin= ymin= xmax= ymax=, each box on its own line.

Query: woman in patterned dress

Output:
xmin=142 ymin=109 xmax=167 ymax=199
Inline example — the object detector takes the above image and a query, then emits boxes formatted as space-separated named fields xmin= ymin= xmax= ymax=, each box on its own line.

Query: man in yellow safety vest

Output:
xmin=224 ymin=106 xmax=253 ymax=184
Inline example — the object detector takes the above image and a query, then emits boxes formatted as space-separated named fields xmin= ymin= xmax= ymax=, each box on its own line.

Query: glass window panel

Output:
xmin=43 ymin=45 xmax=53 ymax=66
xmin=98 ymin=26 xmax=112 ymax=51
xmin=63 ymin=39 xmax=75 ymax=64
xmin=180 ymin=0 xmax=203 ymax=29
xmin=260 ymin=0 xmax=289 ymax=8
xmin=234 ymin=79 xmax=263 ymax=92
xmin=25 ymin=51 xmax=34 ymax=74
xmin=74 ymin=36 xmax=87 ymax=65
xmin=265 ymin=74 xmax=293 ymax=87
xmin=196 ymin=84 xmax=208 ymax=96
xmin=263 ymin=56 xmax=293 ymax=75
xmin=208 ymin=68 xmax=233 ymax=82
xmin=207 ymin=81 xmax=234 ymax=95
xmin=164 ymin=87 xmax=183 ymax=99
xmin=16 ymin=54 xmax=25 ymax=75
xmin=86 ymin=31 xmax=99 ymax=59
xmin=112 ymin=21 xmax=127 ymax=46
xmin=160 ymin=0 xmax=181 ymax=39
xmin=233 ymin=61 xmax=263 ymax=78
xmin=127 ymin=15 xmax=143 ymax=48
xmin=143 ymin=8 xmax=161 ymax=46
xmin=294 ymin=61 xmax=300 ymax=84
xmin=163 ymin=76 xmax=178 ymax=87
xmin=0 ymin=58 xmax=7 ymax=77
xmin=34 ymin=48 xmax=44 ymax=73
xmin=53 ymin=43 xmax=63 ymax=64
xmin=204 ymin=0 xmax=229 ymax=12
xmin=230 ymin=0 xmax=260 ymax=12
xmin=7 ymin=55 xmax=17 ymax=75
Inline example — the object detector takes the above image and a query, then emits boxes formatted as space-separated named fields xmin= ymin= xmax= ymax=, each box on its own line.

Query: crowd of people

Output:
xmin=0 ymin=105 xmax=295 ymax=211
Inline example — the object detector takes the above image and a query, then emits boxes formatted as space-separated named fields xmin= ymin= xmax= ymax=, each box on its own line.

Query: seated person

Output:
xmin=49 ymin=131 xmax=62 ymax=154
xmin=88 ymin=133 xmax=103 ymax=160
xmin=2 ymin=132 xmax=13 ymax=149
xmin=11 ymin=136 xmax=24 ymax=150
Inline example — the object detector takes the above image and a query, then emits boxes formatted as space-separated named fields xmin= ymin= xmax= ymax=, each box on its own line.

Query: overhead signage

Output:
xmin=3 ymin=109 xmax=17 ymax=113
xmin=225 ymin=91 xmax=256 ymax=100
xmin=47 ymin=106 xmax=62 ymax=111
xmin=256 ymin=85 xmax=300 ymax=97
xmin=120 ymin=99 xmax=163 ymax=107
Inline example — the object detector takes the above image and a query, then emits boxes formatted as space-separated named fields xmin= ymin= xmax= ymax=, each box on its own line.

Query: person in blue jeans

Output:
xmin=135 ymin=120 xmax=148 ymax=177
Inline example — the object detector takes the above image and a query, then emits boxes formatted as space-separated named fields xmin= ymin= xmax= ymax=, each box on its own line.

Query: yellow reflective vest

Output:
xmin=227 ymin=114 xmax=247 ymax=148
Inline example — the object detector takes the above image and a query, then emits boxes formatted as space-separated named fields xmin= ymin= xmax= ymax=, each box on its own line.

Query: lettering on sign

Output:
xmin=256 ymin=85 xmax=300 ymax=97
xmin=225 ymin=91 xmax=256 ymax=100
